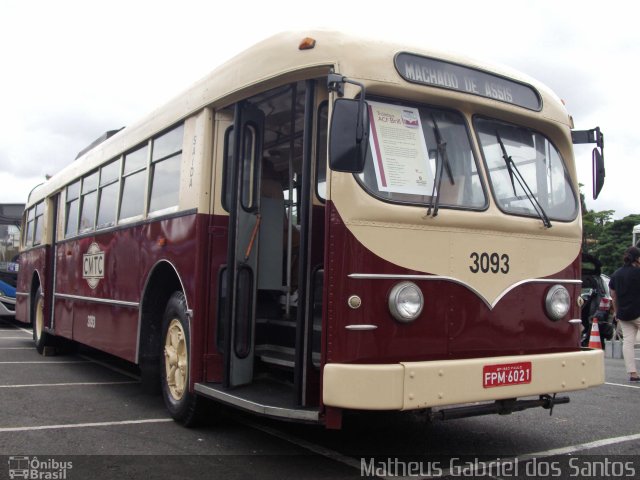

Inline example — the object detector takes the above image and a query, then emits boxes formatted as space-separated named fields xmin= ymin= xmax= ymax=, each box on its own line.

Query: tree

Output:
xmin=591 ymin=214 xmax=640 ymax=274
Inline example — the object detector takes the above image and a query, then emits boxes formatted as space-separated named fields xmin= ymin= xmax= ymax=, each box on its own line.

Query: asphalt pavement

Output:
xmin=1 ymin=316 xmax=639 ymax=480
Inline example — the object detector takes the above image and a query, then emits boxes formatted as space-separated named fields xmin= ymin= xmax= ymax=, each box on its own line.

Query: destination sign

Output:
xmin=395 ymin=53 xmax=541 ymax=111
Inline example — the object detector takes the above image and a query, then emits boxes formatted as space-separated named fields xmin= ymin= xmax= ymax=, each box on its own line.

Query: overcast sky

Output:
xmin=1 ymin=0 xmax=637 ymax=218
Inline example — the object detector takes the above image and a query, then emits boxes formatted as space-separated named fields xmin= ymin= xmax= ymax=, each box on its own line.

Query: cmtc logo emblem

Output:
xmin=82 ymin=242 xmax=105 ymax=289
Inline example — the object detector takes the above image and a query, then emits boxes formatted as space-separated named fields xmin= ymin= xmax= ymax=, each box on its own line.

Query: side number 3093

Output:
xmin=469 ymin=252 xmax=510 ymax=274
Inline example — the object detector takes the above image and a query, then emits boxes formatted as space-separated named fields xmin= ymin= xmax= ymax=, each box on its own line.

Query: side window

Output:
xmin=149 ymin=124 xmax=183 ymax=214
xmin=119 ymin=144 xmax=148 ymax=221
xmin=25 ymin=208 xmax=34 ymax=247
xmin=79 ymin=171 xmax=98 ymax=232
xmin=240 ymin=125 xmax=258 ymax=211
xmin=221 ymin=127 xmax=234 ymax=212
xmin=97 ymin=159 xmax=120 ymax=228
xmin=315 ymin=102 xmax=328 ymax=201
xmin=33 ymin=201 xmax=45 ymax=245
xmin=65 ymin=180 xmax=80 ymax=238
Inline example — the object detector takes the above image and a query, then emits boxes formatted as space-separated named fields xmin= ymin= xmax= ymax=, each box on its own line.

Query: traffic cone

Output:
xmin=588 ymin=318 xmax=602 ymax=349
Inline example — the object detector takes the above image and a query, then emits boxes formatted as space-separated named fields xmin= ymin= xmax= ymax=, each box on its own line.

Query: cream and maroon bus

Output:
xmin=16 ymin=31 xmax=606 ymax=428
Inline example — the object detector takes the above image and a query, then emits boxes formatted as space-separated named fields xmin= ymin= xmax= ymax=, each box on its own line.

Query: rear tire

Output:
xmin=32 ymin=286 xmax=53 ymax=354
xmin=161 ymin=291 xmax=202 ymax=426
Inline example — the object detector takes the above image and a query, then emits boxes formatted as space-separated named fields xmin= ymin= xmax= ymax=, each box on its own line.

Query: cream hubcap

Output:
xmin=35 ymin=297 xmax=44 ymax=342
xmin=164 ymin=318 xmax=187 ymax=401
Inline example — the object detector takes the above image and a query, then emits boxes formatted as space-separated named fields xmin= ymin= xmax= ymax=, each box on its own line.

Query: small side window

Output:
xmin=97 ymin=159 xmax=120 ymax=228
xmin=315 ymin=102 xmax=328 ymax=201
xmin=119 ymin=144 xmax=148 ymax=221
xmin=221 ymin=127 xmax=234 ymax=212
xmin=79 ymin=171 xmax=98 ymax=232
xmin=25 ymin=208 xmax=35 ymax=247
xmin=149 ymin=124 xmax=183 ymax=214
xmin=65 ymin=180 xmax=81 ymax=238
xmin=240 ymin=125 xmax=258 ymax=211
xmin=33 ymin=201 xmax=45 ymax=245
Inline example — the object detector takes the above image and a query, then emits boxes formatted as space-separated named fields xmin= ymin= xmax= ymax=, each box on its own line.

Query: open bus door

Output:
xmin=222 ymin=102 xmax=265 ymax=387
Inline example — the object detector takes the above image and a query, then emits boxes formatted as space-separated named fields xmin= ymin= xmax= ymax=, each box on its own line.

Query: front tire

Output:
xmin=161 ymin=291 xmax=201 ymax=426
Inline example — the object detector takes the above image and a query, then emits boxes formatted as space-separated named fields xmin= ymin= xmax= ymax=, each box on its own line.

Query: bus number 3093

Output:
xmin=469 ymin=252 xmax=510 ymax=274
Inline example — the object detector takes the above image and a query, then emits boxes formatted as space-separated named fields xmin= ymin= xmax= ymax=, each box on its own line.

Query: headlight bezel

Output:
xmin=388 ymin=281 xmax=424 ymax=323
xmin=545 ymin=284 xmax=571 ymax=321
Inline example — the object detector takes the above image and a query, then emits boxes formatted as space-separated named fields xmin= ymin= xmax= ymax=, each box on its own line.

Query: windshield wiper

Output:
xmin=426 ymin=115 xmax=455 ymax=218
xmin=496 ymin=131 xmax=552 ymax=228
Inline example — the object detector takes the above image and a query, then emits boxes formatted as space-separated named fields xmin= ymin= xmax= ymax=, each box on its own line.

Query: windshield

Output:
xmin=356 ymin=100 xmax=486 ymax=209
xmin=475 ymin=117 xmax=578 ymax=221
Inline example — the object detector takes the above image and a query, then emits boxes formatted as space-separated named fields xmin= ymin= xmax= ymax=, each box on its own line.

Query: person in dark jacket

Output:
xmin=609 ymin=246 xmax=640 ymax=382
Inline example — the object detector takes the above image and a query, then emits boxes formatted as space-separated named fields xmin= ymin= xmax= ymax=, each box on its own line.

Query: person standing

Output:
xmin=609 ymin=246 xmax=640 ymax=382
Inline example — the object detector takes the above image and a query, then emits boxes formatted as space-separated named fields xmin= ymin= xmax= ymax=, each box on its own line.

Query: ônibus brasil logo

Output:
xmin=82 ymin=242 xmax=105 ymax=289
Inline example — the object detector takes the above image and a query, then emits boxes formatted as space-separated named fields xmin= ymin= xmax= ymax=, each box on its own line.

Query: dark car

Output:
xmin=581 ymin=253 xmax=614 ymax=347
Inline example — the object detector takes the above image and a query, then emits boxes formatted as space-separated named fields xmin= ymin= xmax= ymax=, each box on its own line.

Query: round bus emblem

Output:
xmin=82 ymin=242 xmax=105 ymax=289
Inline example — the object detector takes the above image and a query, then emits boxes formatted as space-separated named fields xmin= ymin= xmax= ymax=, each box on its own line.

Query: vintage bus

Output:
xmin=0 ymin=203 xmax=23 ymax=317
xmin=16 ymin=31 xmax=606 ymax=428
xmin=633 ymin=225 xmax=640 ymax=247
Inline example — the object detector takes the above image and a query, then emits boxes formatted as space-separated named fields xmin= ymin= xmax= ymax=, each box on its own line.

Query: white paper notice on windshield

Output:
xmin=368 ymin=101 xmax=434 ymax=195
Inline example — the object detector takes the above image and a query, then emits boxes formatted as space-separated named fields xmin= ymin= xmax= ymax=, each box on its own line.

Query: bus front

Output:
xmin=320 ymin=52 xmax=604 ymax=421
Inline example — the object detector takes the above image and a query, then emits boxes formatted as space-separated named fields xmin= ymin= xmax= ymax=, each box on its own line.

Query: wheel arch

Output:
xmin=137 ymin=259 xmax=187 ymax=365
xmin=29 ymin=269 xmax=43 ymax=325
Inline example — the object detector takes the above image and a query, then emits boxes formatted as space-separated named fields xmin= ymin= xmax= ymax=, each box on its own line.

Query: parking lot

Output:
xmin=1 ymin=316 xmax=640 ymax=480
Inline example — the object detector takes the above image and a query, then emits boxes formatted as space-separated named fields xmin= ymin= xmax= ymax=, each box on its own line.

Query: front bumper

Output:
xmin=323 ymin=349 xmax=604 ymax=410
xmin=0 ymin=297 xmax=16 ymax=316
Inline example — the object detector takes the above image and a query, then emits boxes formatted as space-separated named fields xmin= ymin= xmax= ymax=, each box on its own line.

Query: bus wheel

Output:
xmin=161 ymin=291 xmax=201 ymax=426
xmin=32 ymin=287 xmax=53 ymax=354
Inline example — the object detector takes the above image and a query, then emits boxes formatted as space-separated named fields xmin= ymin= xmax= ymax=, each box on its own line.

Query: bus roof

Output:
xmin=26 ymin=30 xmax=570 ymax=206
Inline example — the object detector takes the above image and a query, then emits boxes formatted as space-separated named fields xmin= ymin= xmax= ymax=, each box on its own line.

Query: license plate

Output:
xmin=483 ymin=362 xmax=532 ymax=388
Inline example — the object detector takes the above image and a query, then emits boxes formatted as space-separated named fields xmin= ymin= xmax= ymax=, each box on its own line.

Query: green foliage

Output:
xmin=583 ymin=212 xmax=640 ymax=275
xmin=580 ymin=185 xmax=640 ymax=274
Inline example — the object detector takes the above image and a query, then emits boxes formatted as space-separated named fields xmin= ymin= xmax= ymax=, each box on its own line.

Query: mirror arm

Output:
xmin=328 ymin=71 xmax=367 ymax=142
xmin=571 ymin=126 xmax=603 ymax=150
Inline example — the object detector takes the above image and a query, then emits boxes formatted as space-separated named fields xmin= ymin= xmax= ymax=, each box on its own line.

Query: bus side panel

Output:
xmin=15 ymin=246 xmax=50 ymax=325
xmin=204 ymin=213 xmax=228 ymax=383
xmin=53 ymin=213 xmax=200 ymax=363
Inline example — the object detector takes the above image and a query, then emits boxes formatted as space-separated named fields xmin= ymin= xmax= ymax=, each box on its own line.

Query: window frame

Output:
xmin=473 ymin=115 xmax=579 ymax=223
xmin=148 ymin=123 xmax=184 ymax=217
xmin=96 ymin=158 xmax=122 ymax=229
xmin=118 ymin=142 xmax=150 ymax=223
xmin=353 ymin=97 xmax=489 ymax=212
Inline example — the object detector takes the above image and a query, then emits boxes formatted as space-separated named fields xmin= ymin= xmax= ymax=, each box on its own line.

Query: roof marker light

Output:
xmin=299 ymin=37 xmax=316 ymax=50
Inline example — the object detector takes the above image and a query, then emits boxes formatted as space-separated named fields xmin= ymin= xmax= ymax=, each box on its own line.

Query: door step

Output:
xmin=195 ymin=379 xmax=319 ymax=422
xmin=256 ymin=344 xmax=294 ymax=368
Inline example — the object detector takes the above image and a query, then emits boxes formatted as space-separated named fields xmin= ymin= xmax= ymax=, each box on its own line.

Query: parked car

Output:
xmin=581 ymin=253 xmax=614 ymax=347
xmin=0 ymin=277 xmax=16 ymax=317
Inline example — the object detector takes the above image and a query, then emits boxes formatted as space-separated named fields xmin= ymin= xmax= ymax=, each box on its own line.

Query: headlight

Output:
xmin=388 ymin=281 xmax=424 ymax=323
xmin=545 ymin=285 xmax=570 ymax=321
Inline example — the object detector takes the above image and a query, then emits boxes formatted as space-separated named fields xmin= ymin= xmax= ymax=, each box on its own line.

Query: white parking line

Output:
xmin=0 ymin=324 xmax=32 ymax=335
xmin=77 ymin=354 xmax=141 ymax=381
xmin=0 ymin=361 xmax=91 ymax=364
xmin=0 ymin=347 xmax=32 ymax=350
xmin=519 ymin=431 xmax=640 ymax=457
xmin=244 ymin=420 xmax=640 ymax=480
xmin=241 ymin=419 xmax=363 ymax=471
xmin=605 ymin=382 xmax=640 ymax=389
xmin=0 ymin=418 xmax=173 ymax=433
xmin=0 ymin=337 xmax=33 ymax=340
xmin=0 ymin=381 xmax=138 ymax=389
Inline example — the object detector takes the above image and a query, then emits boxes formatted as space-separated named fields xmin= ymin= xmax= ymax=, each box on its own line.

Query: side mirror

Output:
xmin=571 ymin=126 xmax=605 ymax=200
xmin=592 ymin=147 xmax=605 ymax=200
xmin=329 ymin=98 xmax=369 ymax=173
